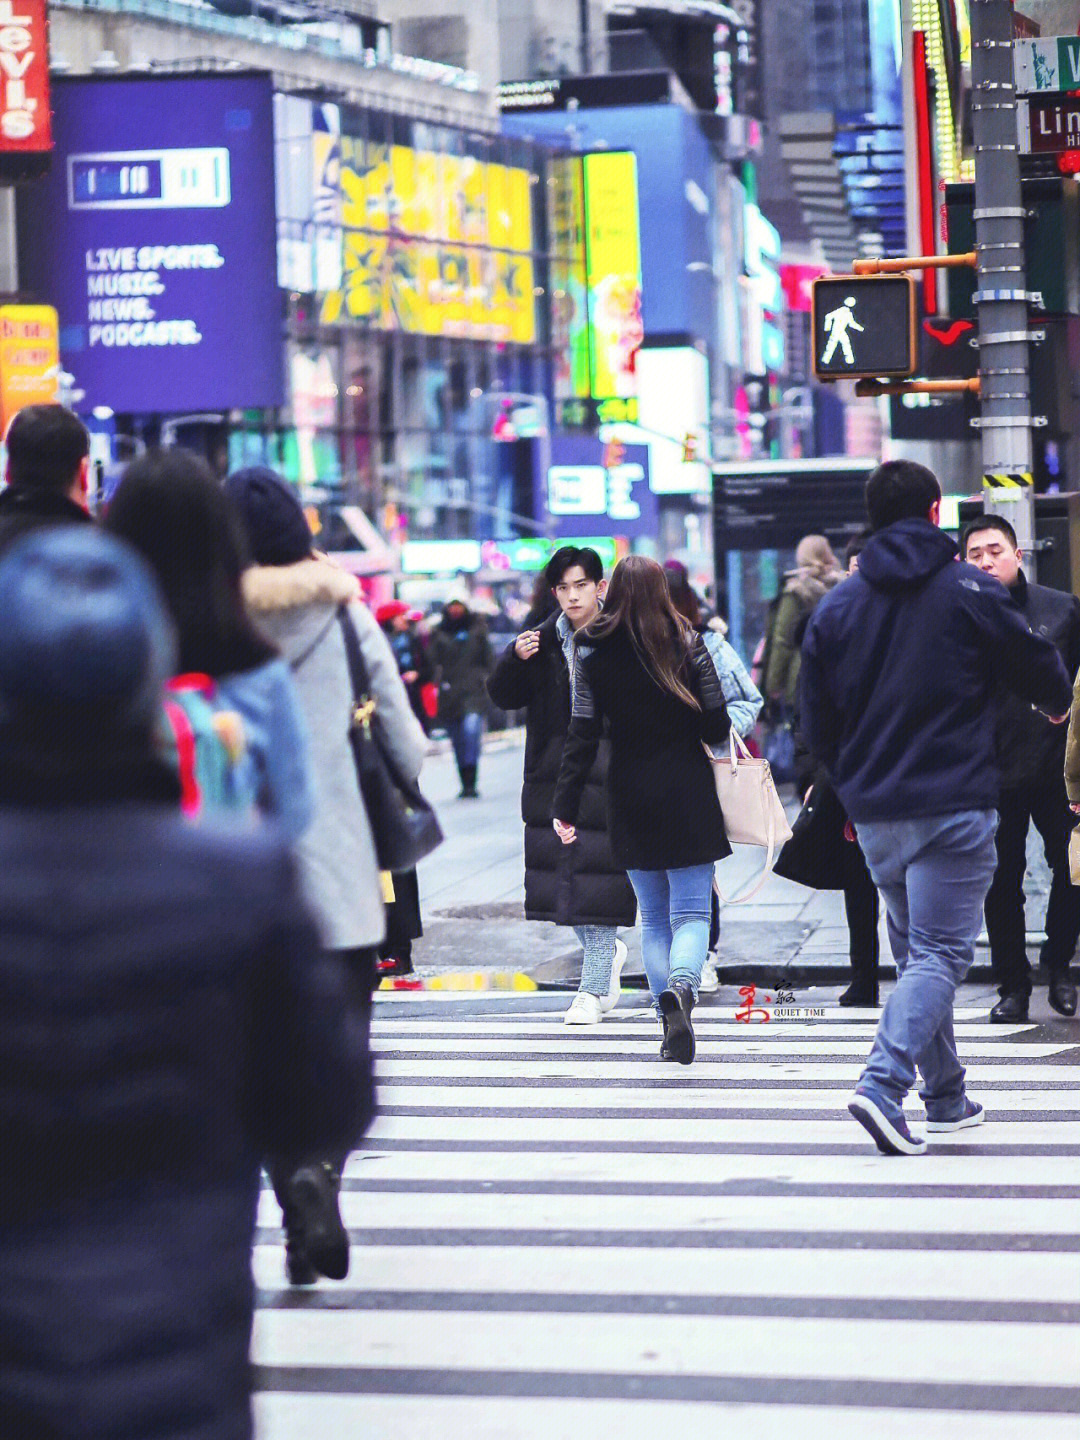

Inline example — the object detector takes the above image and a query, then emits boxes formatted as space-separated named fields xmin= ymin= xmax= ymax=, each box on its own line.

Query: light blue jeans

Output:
xmin=855 ymin=811 xmax=998 ymax=1122
xmin=573 ymin=925 xmax=618 ymax=998
xmin=626 ymin=865 xmax=714 ymax=1007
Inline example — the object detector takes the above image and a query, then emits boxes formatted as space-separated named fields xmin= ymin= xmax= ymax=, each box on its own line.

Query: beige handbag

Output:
xmin=704 ymin=730 xmax=794 ymax=904
xmin=1070 ymin=824 xmax=1080 ymax=886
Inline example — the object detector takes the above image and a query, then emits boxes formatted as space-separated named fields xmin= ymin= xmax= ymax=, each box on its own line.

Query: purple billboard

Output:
xmin=17 ymin=73 xmax=283 ymax=413
xmin=540 ymin=434 xmax=657 ymax=541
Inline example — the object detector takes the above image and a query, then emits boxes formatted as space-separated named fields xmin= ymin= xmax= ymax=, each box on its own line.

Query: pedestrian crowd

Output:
xmin=0 ymin=405 xmax=1077 ymax=1436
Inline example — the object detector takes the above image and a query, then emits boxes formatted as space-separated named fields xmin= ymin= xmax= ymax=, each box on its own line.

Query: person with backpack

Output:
xmin=553 ymin=556 xmax=731 ymax=1065
xmin=0 ymin=527 xmax=368 ymax=1440
xmin=224 ymin=465 xmax=429 ymax=1282
xmin=105 ymin=451 xmax=312 ymax=837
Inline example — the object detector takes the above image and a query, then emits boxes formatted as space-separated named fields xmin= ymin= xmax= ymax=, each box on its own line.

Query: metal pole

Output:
xmin=969 ymin=0 xmax=1036 ymax=566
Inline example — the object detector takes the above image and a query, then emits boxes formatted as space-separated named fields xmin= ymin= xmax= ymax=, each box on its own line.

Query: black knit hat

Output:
xmin=223 ymin=467 xmax=313 ymax=568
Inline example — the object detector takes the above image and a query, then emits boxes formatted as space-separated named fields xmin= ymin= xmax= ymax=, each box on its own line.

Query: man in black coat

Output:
xmin=0 ymin=403 xmax=94 ymax=555
xmin=0 ymin=528 xmax=368 ymax=1440
xmin=801 ymin=461 xmax=1071 ymax=1156
xmin=962 ymin=515 xmax=1080 ymax=1020
xmin=488 ymin=546 xmax=636 ymax=1026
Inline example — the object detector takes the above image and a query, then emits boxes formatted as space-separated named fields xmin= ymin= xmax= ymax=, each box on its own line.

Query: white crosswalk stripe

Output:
xmin=253 ymin=1000 xmax=1080 ymax=1439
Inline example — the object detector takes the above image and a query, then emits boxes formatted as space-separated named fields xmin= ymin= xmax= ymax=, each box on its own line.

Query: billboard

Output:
xmin=0 ymin=304 xmax=58 ymax=428
xmin=542 ymin=435 xmax=656 ymax=541
xmin=17 ymin=74 xmax=284 ymax=414
xmin=583 ymin=152 xmax=643 ymax=405
xmin=635 ymin=347 xmax=710 ymax=495
xmin=0 ymin=0 xmax=51 ymax=182
xmin=280 ymin=104 xmax=538 ymax=344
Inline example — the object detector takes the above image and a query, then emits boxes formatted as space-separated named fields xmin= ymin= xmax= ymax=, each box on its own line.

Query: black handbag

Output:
xmin=338 ymin=609 xmax=444 ymax=873
xmin=772 ymin=773 xmax=848 ymax=891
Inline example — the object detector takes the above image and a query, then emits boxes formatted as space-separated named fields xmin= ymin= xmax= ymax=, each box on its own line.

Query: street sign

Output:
xmin=1020 ymin=94 xmax=1080 ymax=153
xmin=811 ymin=275 xmax=917 ymax=381
xmin=1014 ymin=35 xmax=1080 ymax=94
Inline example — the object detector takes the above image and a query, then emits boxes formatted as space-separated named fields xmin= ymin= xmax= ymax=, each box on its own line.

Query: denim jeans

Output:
xmin=855 ymin=810 xmax=998 ymax=1122
xmin=573 ymin=925 xmax=618 ymax=998
xmin=444 ymin=711 xmax=484 ymax=771
xmin=626 ymin=865 xmax=714 ymax=1007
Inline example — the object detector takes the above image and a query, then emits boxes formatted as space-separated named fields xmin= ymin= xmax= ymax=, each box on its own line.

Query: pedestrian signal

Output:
xmin=811 ymin=275 xmax=917 ymax=381
xmin=602 ymin=438 xmax=626 ymax=469
xmin=682 ymin=433 xmax=698 ymax=463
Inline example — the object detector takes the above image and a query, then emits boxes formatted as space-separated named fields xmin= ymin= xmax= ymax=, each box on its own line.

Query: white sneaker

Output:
xmin=600 ymin=938 xmax=628 ymax=1014
xmin=698 ymin=954 xmax=719 ymax=993
xmin=564 ymin=992 xmax=602 ymax=1026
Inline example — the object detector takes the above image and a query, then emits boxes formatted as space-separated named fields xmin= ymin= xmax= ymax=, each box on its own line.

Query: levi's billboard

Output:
xmin=17 ymin=73 xmax=284 ymax=414
xmin=0 ymin=0 xmax=51 ymax=181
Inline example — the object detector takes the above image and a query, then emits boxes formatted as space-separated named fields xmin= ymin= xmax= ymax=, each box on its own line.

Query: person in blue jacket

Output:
xmin=799 ymin=460 xmax=1072 ymax=1156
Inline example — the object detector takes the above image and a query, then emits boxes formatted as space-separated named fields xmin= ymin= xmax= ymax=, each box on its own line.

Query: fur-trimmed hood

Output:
xmin=242 ymin=555 xmax=359 ymax=615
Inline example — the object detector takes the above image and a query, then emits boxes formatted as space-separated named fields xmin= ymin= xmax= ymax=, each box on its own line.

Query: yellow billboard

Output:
xmin=583 ymin=152 xmax=643 ymax=401
xmin=0 ymin=305 xmax=59 ymax=430
xmin=320 ymin=136 xmax=536 ymax=343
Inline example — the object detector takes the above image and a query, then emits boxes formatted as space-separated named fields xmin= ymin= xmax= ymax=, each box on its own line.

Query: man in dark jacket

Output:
xmin=0 ymin=528 xmax=368 ymax=1440
xmin=801 ymin=461 xmax=1071 ymax=1156
xmin=488 ymin=546 xmax=636 ymax=1025
xmin=0 ymin=403 xmax=94 ymax=554
xmin=428 ymin=595 xmax=494 ymax=797
xmin=962 ymin=515 xmax=1080 ymax=1021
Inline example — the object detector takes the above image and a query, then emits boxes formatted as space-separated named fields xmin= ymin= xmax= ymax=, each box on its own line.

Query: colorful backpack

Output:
xmin=160 ymin=673 xmax=251 ymax=818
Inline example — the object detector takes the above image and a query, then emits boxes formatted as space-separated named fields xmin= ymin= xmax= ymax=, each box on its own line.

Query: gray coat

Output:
xmin=243 ymin=557 xmax=428 ymax=950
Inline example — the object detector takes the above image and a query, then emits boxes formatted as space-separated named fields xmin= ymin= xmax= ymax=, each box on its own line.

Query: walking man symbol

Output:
xmin=821 ymin=297 xmax=864 ymax=366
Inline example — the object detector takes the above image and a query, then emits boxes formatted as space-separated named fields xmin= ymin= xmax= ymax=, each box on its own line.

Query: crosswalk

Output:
xmin=252 ymin=995 xmax=1080 ymax=1439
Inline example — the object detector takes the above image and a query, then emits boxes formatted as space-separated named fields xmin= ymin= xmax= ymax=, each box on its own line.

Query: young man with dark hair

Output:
xmin=962 ymin=513 xmax=1080 ymax=1020
xmin=800 ymin=460 xmax=1072 ymax=1155
xmin=0 ymin=404 xmax=93 ymax=555
xmin=488 ymin=546 xmax=635 ymax=1025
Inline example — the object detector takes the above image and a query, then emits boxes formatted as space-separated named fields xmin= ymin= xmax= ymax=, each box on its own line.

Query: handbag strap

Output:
xmin=714 ymin=800 xmax=779 ymax=905
xmin=336 ymin=605 xmax=371 ymax=705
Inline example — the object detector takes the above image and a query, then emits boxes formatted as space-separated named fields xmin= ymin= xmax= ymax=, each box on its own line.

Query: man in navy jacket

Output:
xmin=800 ymin=460 xmax=1071 ymax=1156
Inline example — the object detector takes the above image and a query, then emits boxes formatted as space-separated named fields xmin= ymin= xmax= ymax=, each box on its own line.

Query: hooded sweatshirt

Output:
xmin=799 ymin=518 xmax=1072 ymax=823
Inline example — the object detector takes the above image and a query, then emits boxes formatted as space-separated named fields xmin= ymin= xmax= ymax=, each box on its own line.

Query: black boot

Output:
xmin=990 ymin=991 xmax=1029 ymax=1023
xmin=838 ymin=975 xmax=879 ymax=1007
xmin=658 ymin=981 xmax=696 ymax=1065
xmin=285 ymin=1231 xmax=318 ymax=1287
xmin=1048 ymin=974 xmax=1078 ymax=1017
xmin=284 ymin=1163 xmax=349 ymax=1281
xmin=458 ymin=764 xmax=479 ymax=798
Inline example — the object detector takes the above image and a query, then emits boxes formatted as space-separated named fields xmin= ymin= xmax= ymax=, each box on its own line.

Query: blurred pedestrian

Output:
xmin=801 ymin=460 xmax=1071 ymax=1155
xmin=553 ymin=556 xmax=731 ymax=1064
xmin=522 ymin=566 xmax=560 ymax=628
xmin=962 ymin=515 xmax=1080 ymax=1020
xmin=107 ymin=451 xmax=314 ymax=840
xmin=429 ymin=595 xmax=494 ymax=798
xmin=665 ymin=559 xmax=763 ymax=993
xmin=489 ymin=546 xmax=636 ymax=1026
xmin=225 ymin=466 xmax=428 ymax=1283
xmin=764 ymin=534 xmax=843 ymax=711
xmin=377 ymin=599 xmax=433 ymax=737
xmin=0 ymin=404 xmax=92 ymax=555
xmin=0 ymin=528 xmax=367 ymax=1440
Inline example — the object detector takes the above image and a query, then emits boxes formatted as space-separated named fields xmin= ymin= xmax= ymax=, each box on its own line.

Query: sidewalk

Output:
xmin=412 ymin=734 xmax=1056 ymax=992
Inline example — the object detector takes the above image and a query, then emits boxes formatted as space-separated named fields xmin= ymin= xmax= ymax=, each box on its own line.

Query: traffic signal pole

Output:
xmin=970 ymin=0 xmax=1037 ymax=561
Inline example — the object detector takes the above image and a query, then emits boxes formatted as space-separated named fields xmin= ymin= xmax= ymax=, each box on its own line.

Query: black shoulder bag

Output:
xmin=338 ymin=609 xmax=444 ymax=872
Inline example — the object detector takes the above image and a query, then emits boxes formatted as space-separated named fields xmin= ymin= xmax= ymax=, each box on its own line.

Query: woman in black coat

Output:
xmin=488 ymin=546 xmax=637 ymax=1025
xmin=554 ymin=556 xmax=731 ymax=1064
xmin=428 ymin=598 xmax=494 ymax=797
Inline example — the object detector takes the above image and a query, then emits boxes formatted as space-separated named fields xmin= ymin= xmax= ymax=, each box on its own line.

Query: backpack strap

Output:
xmin=162 ymin=698 xmax=201 ymax=817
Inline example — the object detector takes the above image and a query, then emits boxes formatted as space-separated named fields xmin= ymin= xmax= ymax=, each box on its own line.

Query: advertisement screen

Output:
xmin=548 ymin=155 xmax=590 ymax=400
xmin=583 ymin=152 xmax=643 ymax=403
xmin=0 ymin=304 xmax=58 ymax=428
xmin=17 ymin=74 xmax=284 ymax=413
xmin=0 ymin=0 xmax=51 ymax=181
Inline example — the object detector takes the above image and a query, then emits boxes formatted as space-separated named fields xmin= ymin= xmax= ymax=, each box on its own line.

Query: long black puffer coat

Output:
xmin=488 ymin=614 xmax=637 ymax=928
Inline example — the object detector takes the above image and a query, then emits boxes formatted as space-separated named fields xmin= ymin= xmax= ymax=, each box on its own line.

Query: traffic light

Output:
xmin=811 ymin=275 xmax=917 ymax=381
xmin=602 ymin=437 xmax=627 ymax=470
xmin=682 ymin=432 xmax=698 ymax=463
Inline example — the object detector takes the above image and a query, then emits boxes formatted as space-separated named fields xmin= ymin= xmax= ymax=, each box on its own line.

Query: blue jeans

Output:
xmin=855 ymin=811 xmax=998 ymax=1121
xmin=626 ymin=865 xmax=714 ymax=1007
xmin=445 ymin=712 xmax=484 ymax=772
xmin=573 ymin=925 xmax=618 ymax=998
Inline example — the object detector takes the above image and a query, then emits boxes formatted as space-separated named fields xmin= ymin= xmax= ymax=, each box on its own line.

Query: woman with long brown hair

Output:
xmin=553 ymin=556 xmax=731 ymax=1064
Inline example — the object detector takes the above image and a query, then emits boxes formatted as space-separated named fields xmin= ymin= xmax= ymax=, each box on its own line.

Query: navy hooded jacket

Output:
xmin=799 ymin=518 xmax=1072 ymax=823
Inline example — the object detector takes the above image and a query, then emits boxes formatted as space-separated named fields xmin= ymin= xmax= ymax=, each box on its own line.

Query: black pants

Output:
xmin=985 ymin=786 xmax=1080 ymax=999
xmin=268 ymin=946 xmax=377 ymax=1207
xmin=843 ymin=844 xmax=880 ymax=978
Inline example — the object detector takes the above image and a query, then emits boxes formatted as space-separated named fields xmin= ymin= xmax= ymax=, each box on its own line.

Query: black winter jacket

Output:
xmin=800 ymin=519 xmax=1072 ymax=824
xmin=554 ymin=626 xmax=731 ymax=870
xmin=487 ymin=615 xmax=637 ymax=927
xmin=428 ymin=611 xmax=495 ymax=721
xmin=0 ymin=485 xmax=93 ymax=556
xmin=992 ymin=570 xmax=1080 ymax=792
xmin=0 ymin=792 xmax=369 ymax=1440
